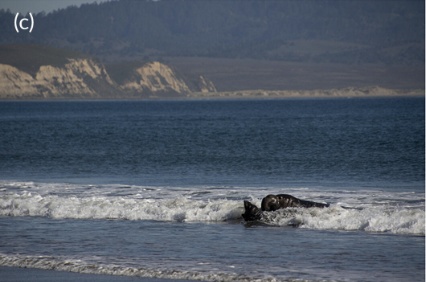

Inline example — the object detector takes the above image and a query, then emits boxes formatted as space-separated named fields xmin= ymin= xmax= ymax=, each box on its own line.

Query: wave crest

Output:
xmin=0 ymin=181 xmax=424 ymax=235
xmin=262 ymin=205 xmax=425 ymax=235
xmin=0 ymin=193 xmax=243 ymax=222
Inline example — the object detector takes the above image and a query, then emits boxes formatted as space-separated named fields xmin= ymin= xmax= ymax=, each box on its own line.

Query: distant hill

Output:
xmin=0 ymin=0 xmax=424 ymax=65
xmin=0 ymin=45 xmax=217 ymax=99
xmin=0 ymin=44 xmax=422 ymax=99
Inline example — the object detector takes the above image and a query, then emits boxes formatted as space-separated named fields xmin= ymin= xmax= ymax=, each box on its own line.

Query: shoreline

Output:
xmin=0 ymin=266 xmax=195 ymax=282
xmin=0 ymin=87 xmax=423 ymax=101
xmin=186 ymin=87 xmax=424 ymax=100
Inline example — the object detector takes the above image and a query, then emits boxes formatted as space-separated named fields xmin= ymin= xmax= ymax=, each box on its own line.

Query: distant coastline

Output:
xmin=1 ymin=87 xmax=423 ymax=101
xmin=1 ymin=46 xmax=423 ymax=101
xmin=187 ymin=87 xmax=424 ymax=100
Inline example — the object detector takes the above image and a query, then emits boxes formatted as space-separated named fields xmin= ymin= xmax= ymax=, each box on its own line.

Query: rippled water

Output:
xmin=0 ymin=98 xmax=424 ymax=281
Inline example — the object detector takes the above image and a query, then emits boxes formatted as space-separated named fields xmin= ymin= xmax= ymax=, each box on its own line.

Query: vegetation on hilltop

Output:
xmin=0 ymin=0 xmax=424 ymax=65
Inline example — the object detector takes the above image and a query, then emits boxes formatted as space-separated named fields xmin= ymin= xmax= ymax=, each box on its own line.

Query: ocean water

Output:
xmin=0 ymin=98 xmax=424 ymax=281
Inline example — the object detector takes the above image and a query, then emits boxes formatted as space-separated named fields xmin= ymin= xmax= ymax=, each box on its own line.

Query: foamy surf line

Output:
xmin=0 ymin=181 xmax=424 ymax=235
xmin=0 ymin=253 xmax=281 ymax=282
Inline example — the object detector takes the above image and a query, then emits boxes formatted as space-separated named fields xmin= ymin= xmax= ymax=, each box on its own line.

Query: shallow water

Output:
xmin=0 ymin=98 xmax=424 ymax=281
xmin=0 ymin=216 xmax=424 ymax=281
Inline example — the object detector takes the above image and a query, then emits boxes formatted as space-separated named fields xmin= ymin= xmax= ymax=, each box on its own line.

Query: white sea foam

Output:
xmin=0 ymin=193 xmax=243 ymax=222
xmin=263 ymin=205 xmax=425 ymax=235
xmin=0 ymin=181 xmax=424 ymax=235
xmin=0 ymin=253 xmax=284 ymax=282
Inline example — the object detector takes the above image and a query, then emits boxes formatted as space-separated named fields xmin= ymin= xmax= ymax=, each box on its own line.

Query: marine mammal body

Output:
xmin=242 ymin=194 xmax=329 ymax=221
xmin=262 ymin=194 xmax=329 ymax=210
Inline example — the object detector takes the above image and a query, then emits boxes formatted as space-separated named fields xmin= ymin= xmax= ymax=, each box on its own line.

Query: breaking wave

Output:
xmin=0 ymin=181 xmax=424 ymax=235
xmin=0 ymin=192 xmax=242 ymax=222
xmin=260 ymin=205 xmax=424 ymax=235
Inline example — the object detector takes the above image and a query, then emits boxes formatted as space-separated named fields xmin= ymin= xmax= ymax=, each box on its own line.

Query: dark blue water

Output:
xmin=0 ymin=98 xmax=424 ymax=189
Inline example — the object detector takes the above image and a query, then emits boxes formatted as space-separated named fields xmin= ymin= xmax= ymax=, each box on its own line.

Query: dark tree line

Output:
xmin=0 ymin=0 xmax=424 ymax=64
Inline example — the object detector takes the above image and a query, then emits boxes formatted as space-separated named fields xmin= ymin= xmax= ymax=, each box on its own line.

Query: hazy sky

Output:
xmin=0 ymin=0 xmax=109 ymax=14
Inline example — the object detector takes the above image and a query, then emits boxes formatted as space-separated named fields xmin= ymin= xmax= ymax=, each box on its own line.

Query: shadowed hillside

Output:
xmin=0 ymin=45 xmax=88 ymax=76
xmin=0 ymin=0 xmax=424 ymax=65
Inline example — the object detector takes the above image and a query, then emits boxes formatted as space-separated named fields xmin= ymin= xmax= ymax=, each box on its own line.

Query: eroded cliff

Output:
xmin=120 ymin=62 xmax=191 ymax=95
xmin=0 ymin=58 xmax=217 ymax=99
xmin=0 ymin=58 xmax=115 ymax=98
